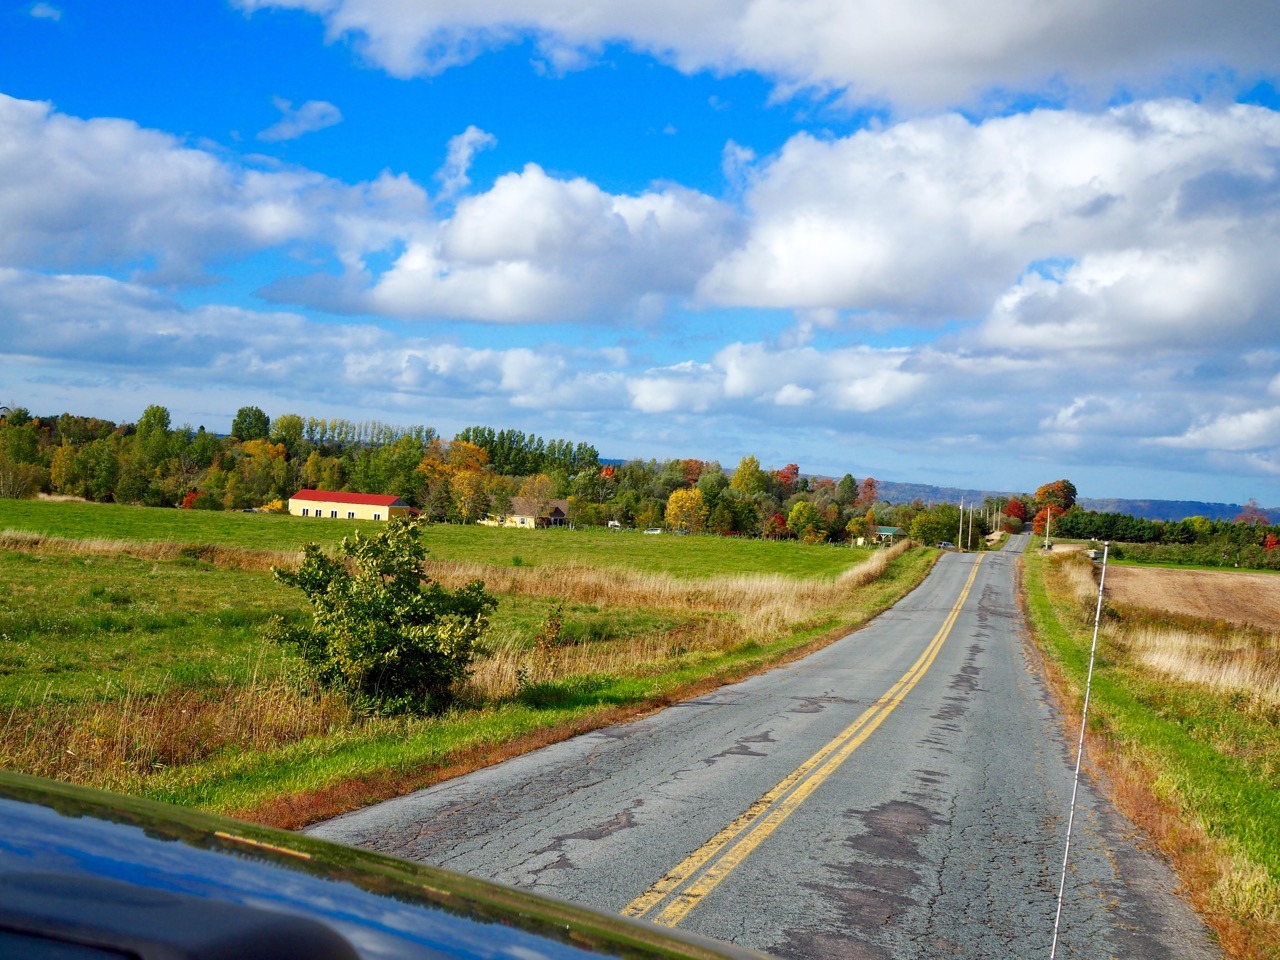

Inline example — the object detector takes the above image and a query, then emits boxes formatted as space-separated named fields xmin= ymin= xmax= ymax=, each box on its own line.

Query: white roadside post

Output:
xmin=1049 ymin=541 xmax=1110 ymax=960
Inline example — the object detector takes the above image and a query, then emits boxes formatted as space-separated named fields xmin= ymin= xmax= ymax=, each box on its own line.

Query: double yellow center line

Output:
xmin=623 ymin=555 xmax=985 ymax=926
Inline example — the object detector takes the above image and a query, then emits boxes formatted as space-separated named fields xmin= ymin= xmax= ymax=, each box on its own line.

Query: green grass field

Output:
xmin=0 ymin=498 xmax=861 ymax=579
xmin=0 ymin=500 xmax=935 ymax=826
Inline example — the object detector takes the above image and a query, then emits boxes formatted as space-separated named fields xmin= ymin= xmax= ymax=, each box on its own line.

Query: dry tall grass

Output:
xmin=427 ymin=538 xmax=910 ymax=614
xmin=1056 ymin=552 xmax=1280 ymax=708
xmin=1 ymin=679 xmax=351 ymax=795
xmin=454 ymin=540 xmax=914 ymax=700
xmin=1123 ymin=625 xmax=1280 ymax=708
xmin=0 ymin=530 xmax=303 ymax=572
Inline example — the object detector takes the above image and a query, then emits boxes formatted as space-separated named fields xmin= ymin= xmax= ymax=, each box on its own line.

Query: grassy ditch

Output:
xmin=1022 ymin=548 xmax=1280 ymax=960
xmin=1 ymin=506 xmax=935 ymax=827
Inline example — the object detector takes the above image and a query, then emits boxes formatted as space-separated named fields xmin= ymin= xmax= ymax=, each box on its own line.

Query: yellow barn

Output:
xmin=287 ymin=489 xmax=416 ymax=522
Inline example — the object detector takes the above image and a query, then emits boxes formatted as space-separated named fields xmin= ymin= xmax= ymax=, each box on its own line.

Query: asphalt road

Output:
xmin=310 ymin=536 xmax=1220 ymax=960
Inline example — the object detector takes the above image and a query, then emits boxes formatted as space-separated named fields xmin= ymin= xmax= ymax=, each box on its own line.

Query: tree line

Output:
xmin=1005 ymin=480 xmax=1280 ymax=569
xmin=0 ymin=402 xmax=922 ymax=543
xmin=9 ymin=402 xmax=1267 ymax=558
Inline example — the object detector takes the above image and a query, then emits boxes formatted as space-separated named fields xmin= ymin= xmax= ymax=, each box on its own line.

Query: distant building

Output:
xmin=857 ymin=525 xmax=907 ymax=546
xmin=480 ymin=497 xmax=571 ymax=529
xmin=287 ymin=489 xmax=415 ymax=522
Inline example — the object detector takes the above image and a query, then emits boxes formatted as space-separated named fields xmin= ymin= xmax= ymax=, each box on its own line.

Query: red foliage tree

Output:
xmin=1032 ymin=504 xmax=1065 ymax=536
xmin=1264 ymin=533 xmax=1279 ymax=552
xmin=1034 ymin=479 xmax=1077 ymax=510
xmin=682 ymin=459 xmax=704 ymax=486
xmin=775 ymin=463 xmax=800 ymax=496
xmin=1004 ymin=497 xmax=1027 ymax=521
xmin=764 ymin=512 xmax=790 ymax=539
xmin=858 ymin=477 xmax=879 ymax=508
xmin=181 ymin=489 xmax=199 ymax=510
xmin=1235 ymin=499 xmax=1269 ymax=526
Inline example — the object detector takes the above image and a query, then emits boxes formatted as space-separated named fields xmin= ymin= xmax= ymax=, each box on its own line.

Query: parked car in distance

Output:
xmin=936 ymin=541 xmax=956 ymax=550
xmin=0 ymin=771 xmax=768 ymax=960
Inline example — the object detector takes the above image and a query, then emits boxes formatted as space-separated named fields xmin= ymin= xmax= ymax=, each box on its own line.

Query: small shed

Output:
xmin=874 ymin=525 xmax=906 ymax=544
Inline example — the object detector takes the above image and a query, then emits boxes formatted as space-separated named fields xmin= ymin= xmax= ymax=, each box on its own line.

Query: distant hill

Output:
xmin=875 ymin=481 xmax=1277 ymax=523
xmin=611 ymin=460 xmax=1277 ymax=523
xmin=876 ymin=481 xmax=1019 ymax=507
xmin=1075 ymin=498 xmax=1278 ymax=523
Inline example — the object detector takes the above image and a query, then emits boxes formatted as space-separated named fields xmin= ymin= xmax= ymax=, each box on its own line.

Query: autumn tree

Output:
xmin=1033 ymin=504 xmax=1066 ymax=536
xmin=681 ymin=459 xmax=704 ymax=486
xmin=518 ymin=473 xmax=557 ymax=518
xmin=270 ymin=413 xmax=306 ymax=454
xmin=1235 ymin=499 xmax=1270 ymax=526
xmin=858 ymin=477 xmax=879 ymax=509
xmin=730 ymin=455 xmax=768 ymax=496
xmin=845 ymin=514 xmax=868 ymax=542
xmin=452 ymin=469 xmax=490 ymax=522
xmin=49 ymin=444 xmax=80 ymax=495
xmin=775 ymin=463 xmax=800 ymax=497
xmin=302 ymin=450 xmax=344 ymax=491
xmin=666 ymin=487 xmax=709 ymax=533
xmin=787 ymin=500 xmax=822 ymax=542
xmin=1034 ymin=479 xmax=1077 ymax=511
xmin=1004 ymin=498 xmax=1027 ymax=521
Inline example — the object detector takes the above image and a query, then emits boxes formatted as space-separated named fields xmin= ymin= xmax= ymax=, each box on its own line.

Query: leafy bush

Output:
xmin=268 ymin=518 xmax=496 ymax=714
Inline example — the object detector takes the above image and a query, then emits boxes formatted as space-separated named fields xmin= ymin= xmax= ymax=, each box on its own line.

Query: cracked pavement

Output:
xmin=308 ymin=535 xmax=1220 ymax=960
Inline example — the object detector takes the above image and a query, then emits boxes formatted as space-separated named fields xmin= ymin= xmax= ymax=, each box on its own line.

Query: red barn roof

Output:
xmin=290 ymin=489 xmax=406 ymax=507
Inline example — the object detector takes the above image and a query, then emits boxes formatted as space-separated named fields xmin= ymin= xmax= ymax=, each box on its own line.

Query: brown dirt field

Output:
xmin=1108 ymin=565 xmax=1280 ymax=630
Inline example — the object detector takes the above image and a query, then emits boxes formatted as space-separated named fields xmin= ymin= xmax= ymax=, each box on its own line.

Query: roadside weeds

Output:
xmin=1017 ymin=550 xmax=1280 ymax=960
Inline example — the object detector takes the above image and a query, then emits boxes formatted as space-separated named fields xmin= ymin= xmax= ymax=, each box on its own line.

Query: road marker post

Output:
xmin=1049 ymin=541 xmax=1109 ymax=960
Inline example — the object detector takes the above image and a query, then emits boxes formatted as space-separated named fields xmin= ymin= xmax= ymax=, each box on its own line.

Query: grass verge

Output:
xmin=1 ymin=507 xmax=935 ymax=829
xmin=1021 ymin=548 xmax=1280 ymax=960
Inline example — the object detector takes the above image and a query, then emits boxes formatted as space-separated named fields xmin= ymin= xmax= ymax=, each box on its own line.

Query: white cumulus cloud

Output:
xmin=258 ymin=97 xmax=343 ymax=141
xmin=232 ymin=0 xmax=1280 ymax=110
xmin=436 ymin=125 xmax=497 ymax=199
xmin=367 ymin=163 xmax=736 ymax=322
xmin=703 ymin=100 xmax=1280 ymax=360
xmin=0 ymin=93 xmax=424 ymax=282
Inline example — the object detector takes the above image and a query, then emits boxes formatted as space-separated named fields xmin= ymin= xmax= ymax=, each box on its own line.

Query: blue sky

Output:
xmin=2 ymin=1 xmax=1279 ymax=505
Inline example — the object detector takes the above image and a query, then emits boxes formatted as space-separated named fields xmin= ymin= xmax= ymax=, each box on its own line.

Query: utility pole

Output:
xmin=957 ymin=499 xmax=965 ymax=549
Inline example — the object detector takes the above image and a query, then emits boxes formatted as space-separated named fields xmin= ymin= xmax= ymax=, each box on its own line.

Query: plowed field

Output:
xmin=1108 ymin=565 xmax=1280 ymax=630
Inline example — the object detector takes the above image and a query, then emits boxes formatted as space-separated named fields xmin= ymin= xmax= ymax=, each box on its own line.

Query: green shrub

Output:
xmin=268 ymin=518 xmax=496 ymax=715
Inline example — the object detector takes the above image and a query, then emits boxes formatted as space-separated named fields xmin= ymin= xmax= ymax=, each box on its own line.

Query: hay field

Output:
xmin=1107 ymin=565 xmax=1280 ymax=631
